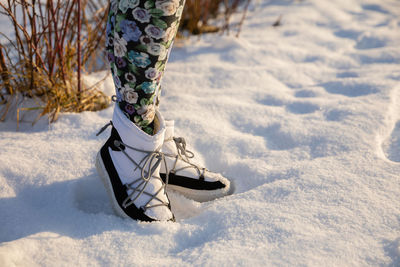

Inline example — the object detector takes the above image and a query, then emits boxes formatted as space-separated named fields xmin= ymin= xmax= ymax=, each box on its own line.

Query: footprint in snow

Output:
xmin=362 ymin=4 xmax=389 ymax=14
xmin=324 ymin=109 xmax=352 ymax=122
xmin=294 ymin=90 xmax=317 ymax=98
xmin=334 ymin=29 xmax=361 ymax=40
xmin=321 ymin=81 xmax=378 ymax=97
xmin=286 ymin=102 xmax=320 ymax=114
xmin=258 ymin=95 xmax=320 ymax=114
xmin=336 ymin=71 xmax=359 ymax=78
xmin=355 ymin=35 xmax=386 ymax=50
xmin=357 ymin=53 xmax=399 ymax=65
xmin=258 ymin=95 xmax=286 ymax=107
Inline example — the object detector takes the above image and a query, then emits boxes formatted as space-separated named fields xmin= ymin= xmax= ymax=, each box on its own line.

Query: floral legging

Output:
xmin=106 ymin=0 xmax=185 ymax=135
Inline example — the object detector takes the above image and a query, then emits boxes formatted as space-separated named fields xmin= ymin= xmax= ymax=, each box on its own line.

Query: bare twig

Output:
xmin=77 ymin=0 xmax=82 ymax=103
xmin=272 ymin=15 xmax=283 ymax=27
xmin=236 ymin=0 xmax=251 ymax=37
xmin=0 ymin=44 xmax=13 ymax=95
xmin=0 ymin=0 xmax=110 ymax=124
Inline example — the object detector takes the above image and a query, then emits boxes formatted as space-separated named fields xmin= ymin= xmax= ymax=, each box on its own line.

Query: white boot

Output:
xmin=96 ymin=106 xmax=174 ymax=222
xmin=160 ymin=120 xmax=233 ymax=202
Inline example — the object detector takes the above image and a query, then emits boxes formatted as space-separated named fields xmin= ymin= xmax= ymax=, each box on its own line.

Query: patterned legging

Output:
xmin=106 ymin=0 xmax=185 ymax=135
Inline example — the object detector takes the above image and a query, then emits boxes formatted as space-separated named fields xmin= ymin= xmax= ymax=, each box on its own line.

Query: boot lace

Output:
xmin=97 ymin=122 xmax=170 ymax=212
xmin=164 ymin=137 xmax=207 ymax=180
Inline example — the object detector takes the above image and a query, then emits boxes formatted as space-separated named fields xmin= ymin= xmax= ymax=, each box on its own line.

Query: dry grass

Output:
xmin=0 ymin=0 xmax=109 ymax=124
xmin=179 ymin=0 xmax=251 ymax=37
xmin=0 ymin=0 xmax=251 ymax=126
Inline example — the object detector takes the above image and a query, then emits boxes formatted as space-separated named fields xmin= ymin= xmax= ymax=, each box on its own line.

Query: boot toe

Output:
xmin=145 ymin=206 xmax=174 ymax=221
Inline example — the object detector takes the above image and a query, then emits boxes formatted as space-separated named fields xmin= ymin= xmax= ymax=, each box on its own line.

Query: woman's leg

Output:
xmin=96 ymin=0 xmax=186 ymax=222
xmin=99 ymin=1 xmax=232 ymax=221
xmin=106 ymin=0 xmax=185 ymax=135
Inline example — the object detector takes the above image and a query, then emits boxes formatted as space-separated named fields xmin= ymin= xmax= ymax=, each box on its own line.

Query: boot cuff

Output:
xmin=112 ymin=105 xmax=166 ymax=149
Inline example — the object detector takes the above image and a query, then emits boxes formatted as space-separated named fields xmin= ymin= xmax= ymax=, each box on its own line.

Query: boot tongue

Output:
xmin=162 ymin=120 xmax=177 ymax=155
xmin=112 ymin=105 xmax=165 ymax=150
xmin=164 ymin=120 xmax=175 ymax=140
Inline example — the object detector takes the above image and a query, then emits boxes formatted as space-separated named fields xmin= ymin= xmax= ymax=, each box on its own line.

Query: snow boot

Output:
xmin=96 ymin=106 xmax=174 ymax=222
xmin=160 ymin=120 xmax=233 ymax=202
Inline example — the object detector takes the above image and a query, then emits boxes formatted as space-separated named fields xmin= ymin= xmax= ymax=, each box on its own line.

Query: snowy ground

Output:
xmin=1 ymin=0 xmax=400 ymax=266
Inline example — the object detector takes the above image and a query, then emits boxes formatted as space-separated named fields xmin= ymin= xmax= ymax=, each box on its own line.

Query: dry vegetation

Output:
xmin=0 ymin=0 xmax=250 ymax=124
xmin=180 ymin=0 xmax=251 ymax=37
xmin=0 ymin=0 xmax=110 ymax=124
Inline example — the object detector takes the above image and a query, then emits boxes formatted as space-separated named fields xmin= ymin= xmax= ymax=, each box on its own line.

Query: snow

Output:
xmin=1 ymin=0 xmax=400 ymax=266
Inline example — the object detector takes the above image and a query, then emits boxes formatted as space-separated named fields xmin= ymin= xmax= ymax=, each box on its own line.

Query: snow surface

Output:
xmin=1 ymin=0 xmax=400 ymax=266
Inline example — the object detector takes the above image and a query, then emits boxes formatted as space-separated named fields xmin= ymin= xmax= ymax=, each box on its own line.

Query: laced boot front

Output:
xmin=160 ymin=120 xmax=233 ymax=202
xmin=96 ymin=106 xmax=174 ymax=222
